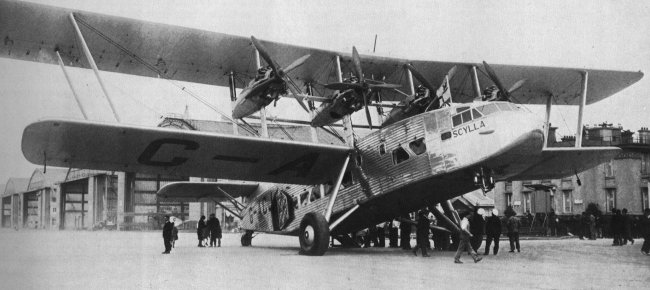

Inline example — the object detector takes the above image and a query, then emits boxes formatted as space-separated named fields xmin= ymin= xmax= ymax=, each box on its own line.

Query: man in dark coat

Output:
xmin=413 ymin=210 xmax=430 ymax=257
xmin=388 ymin=220 xmax=399 ymax=248
xmin=162 ymin=216 xmax=173 ymax=254
xmin=507 ymin=211 xmax=521 ymax=252
xmin=197 ymin=215 xmax=206 ymax=247
xmin=400 ymin=215 xmax=412 ymax=250
xmin=621 ymin=208 xmax=634 ymax=245
xmin=206 ymin=213 xmax=222 ymax=247
xmin=484 ymin=209 xmax=502 ymax=255
xmin=470 ymin=208 xmax=486 ymax=253
xmin=641 ymin=208 xmax=650 ymax=255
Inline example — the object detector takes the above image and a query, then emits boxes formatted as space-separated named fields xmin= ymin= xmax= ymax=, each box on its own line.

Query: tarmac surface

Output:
xmin=0 ymin=229 xmax=648 ymax=289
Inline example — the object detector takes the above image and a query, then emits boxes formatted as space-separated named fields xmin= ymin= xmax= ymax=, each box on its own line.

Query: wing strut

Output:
xmin=576 ymin=71 xmax=588 ymax=147
xmin=211 ymin=198 xmax=242 ymax=220
xmin=69 ymin=13 xmax=121 ymax=123
xmin=324 ymin=155 xmax=351 ymax=222
xmin=216 ymin=186 xmax=245 ymax=212
xmin=55 ymin=50 xmax=88 ymax=120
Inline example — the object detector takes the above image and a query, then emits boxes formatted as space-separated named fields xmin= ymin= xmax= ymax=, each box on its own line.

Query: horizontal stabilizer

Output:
xmin=508 ymin=147 xmax=620 ymax=180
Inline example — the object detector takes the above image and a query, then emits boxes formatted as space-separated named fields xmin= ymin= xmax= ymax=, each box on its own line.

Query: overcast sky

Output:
xmin=0 ymin=0 xmax=648 ymax=185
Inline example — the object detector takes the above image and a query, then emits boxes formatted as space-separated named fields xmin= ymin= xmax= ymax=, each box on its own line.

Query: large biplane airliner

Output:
xmin=1 ymin=1 xmax=643 ymax=255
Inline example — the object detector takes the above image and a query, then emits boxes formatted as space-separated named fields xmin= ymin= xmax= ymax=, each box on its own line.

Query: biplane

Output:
xmin=2 ymin=1 xmax=643 ymax=255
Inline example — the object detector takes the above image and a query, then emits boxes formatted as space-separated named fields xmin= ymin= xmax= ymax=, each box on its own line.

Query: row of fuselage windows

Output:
xmin=452 ymin=102 xmax=523 ymax=127
xmin=378 ymin=137 xmax=427 ymax=165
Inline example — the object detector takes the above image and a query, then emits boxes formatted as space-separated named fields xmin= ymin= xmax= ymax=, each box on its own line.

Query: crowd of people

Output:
xmin=161 ymin=213 xmax=222 ymax=254
xmin=160 ymin=206 xmax=650 ymax=258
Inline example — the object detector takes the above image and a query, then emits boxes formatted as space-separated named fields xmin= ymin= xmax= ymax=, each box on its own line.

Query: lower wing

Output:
xmin=508 ymin=147 xmax=620 ymax=180
xmin=22 ymin=119 xmax=352 ymax=185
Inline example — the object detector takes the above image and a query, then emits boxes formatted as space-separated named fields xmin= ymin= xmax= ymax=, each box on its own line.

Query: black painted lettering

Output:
xmin=138 ymin=138 xmax=199 ymax=166
xmin=267 ymin=152 xmax=319 ymax=178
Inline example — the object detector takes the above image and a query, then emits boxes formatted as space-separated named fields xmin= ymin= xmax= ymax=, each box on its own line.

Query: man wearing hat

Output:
xmin=484 ymin=209 xmax=502 ymax=255
xmin=162 ymin=216 xmax=174 ymax=254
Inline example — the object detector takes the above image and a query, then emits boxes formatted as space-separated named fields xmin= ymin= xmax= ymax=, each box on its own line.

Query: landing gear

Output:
xmin=474 ymin=167 xmax=495 ymax=194
xmin=241 ymin=230 xmax=253 ymax=247
xmin=298 ymin=212 xmax=330 ymax=256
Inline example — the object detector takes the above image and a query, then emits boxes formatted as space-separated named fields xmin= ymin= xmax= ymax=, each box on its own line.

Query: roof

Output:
xmin=26 ymin=168 xmax=69 ymax=191
xmin=2 ymin=177 xmax=30 ymax=197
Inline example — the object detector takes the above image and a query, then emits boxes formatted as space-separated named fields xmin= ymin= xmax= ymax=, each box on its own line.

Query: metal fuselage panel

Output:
xmin=240 ymin=102 xmax=546 ymax=235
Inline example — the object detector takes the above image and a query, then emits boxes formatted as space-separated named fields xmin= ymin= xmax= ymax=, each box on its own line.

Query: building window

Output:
xmin=642 ymin=188 xmax=649 ymax=211
xmin=505 ymin=192 xmax=512 ymax=207
xmin=562 ymin=190 xmax=573 ymax=213
xmin=604 ymin=161 xmax=614 ymax=177
xmin=641 ymin=154 xmax=650 ymax=175
xmin=523 ymin=192 xmax=531 ymax=214
xmin=606 ymin=188 xmax=617 ymax=212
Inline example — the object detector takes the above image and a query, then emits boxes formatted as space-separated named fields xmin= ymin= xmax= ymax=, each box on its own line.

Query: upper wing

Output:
xmin=22 ymin=119 xmax=352 ymax=185
xmin=156 ymin=181 xmax=260 ymax=202
xmin=0 ymin=1 xmax=642 ymax=104
xmin=507 ymin=147 xmax=621 ymax=180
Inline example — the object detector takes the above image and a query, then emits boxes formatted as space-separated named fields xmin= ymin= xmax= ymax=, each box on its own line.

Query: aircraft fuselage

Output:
xmin=240 ymin=101 xmax=545 ymax=235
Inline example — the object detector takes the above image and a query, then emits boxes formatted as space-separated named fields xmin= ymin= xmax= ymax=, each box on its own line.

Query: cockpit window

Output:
xmin=409 ymin=138 xmax=426 ymax=155
xmin=476 ymin=103 xmax=499 ymax=115
xmin=496 ymin=102 xmax=512 ymax=111
xmin=456 ymin=106 xmax=470 ymax=113
xmin=471 ymin=108 xmax=483 ymax=119
xmin=452 ymin=107 xmax=474 ymax=127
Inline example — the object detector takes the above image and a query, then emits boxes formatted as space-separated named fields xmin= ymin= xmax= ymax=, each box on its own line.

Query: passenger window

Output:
xmin=409 ymin=138 xmax=426 ymax=155
xmin=472 ymin=109 xmax=483 ymax=119
xmin=392 ymin=147 xmax=410 ymax=164
xmin=476 ymin=104 xmax=499 ymax=115
xmin=379 ymin=144 xmax=386 ymax=155
xmin=300 ymin=191 xmax=309 ymax=206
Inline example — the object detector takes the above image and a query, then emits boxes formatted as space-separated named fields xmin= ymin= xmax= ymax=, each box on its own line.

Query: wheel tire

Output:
xmin=241 ymin=231 xmax=253 ymax=247
xmin=298 ymin=212 xmax=330 ymax=256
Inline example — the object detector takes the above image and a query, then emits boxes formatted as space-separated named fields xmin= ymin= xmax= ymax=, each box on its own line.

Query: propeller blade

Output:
xmin=363 ymin=92 xmax=373 ymax=130
xmin=482 ymin=61 xmax=509 ymax=96
xmin=283 ymin=54 xmax=311 ymax=73
xmin=285 ymin=85 xmax=311 ymax=113
xmin=508 ymin=79 xmax=527 ymax=94
xmin=251 ymin=36 xmax=280 ymax=74
xmin=324 ymin=82 xmax=363 ymax=91
xmin=352 ymin=46 xmax=364 ymax=83
xmin=368 ymin=83 xmax=402 ymax=89
xmin=404 ymin=63 xmax=436 ymax=93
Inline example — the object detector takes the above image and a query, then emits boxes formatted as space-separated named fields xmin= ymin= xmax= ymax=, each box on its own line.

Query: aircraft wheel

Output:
xmin=298 ymin=212 xmax=330 ymax=256
xmin=241 ymin=230 xmax=253 ymax=247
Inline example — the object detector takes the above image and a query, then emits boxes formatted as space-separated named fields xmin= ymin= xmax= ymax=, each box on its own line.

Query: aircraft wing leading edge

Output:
xmin=22 ymin=119 xmax=352 ymax=185
xmin=507 ymin=147 xmax=621 ymax=181
xmin=0 ymin=0 xmax=643 ymax=105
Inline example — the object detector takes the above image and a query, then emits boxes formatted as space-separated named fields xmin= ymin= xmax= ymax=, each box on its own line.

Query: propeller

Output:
xmin=482 ymin=61 xmax=526 ymax=102
xmin=251 ymin=36 xmax=311 ymax=113
xmin=324 ymin=46 xmax=401 ymax=129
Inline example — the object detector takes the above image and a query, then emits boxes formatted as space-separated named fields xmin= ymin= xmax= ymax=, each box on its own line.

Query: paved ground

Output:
xmin=0 ymin=229 xmax=648 ymax=290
